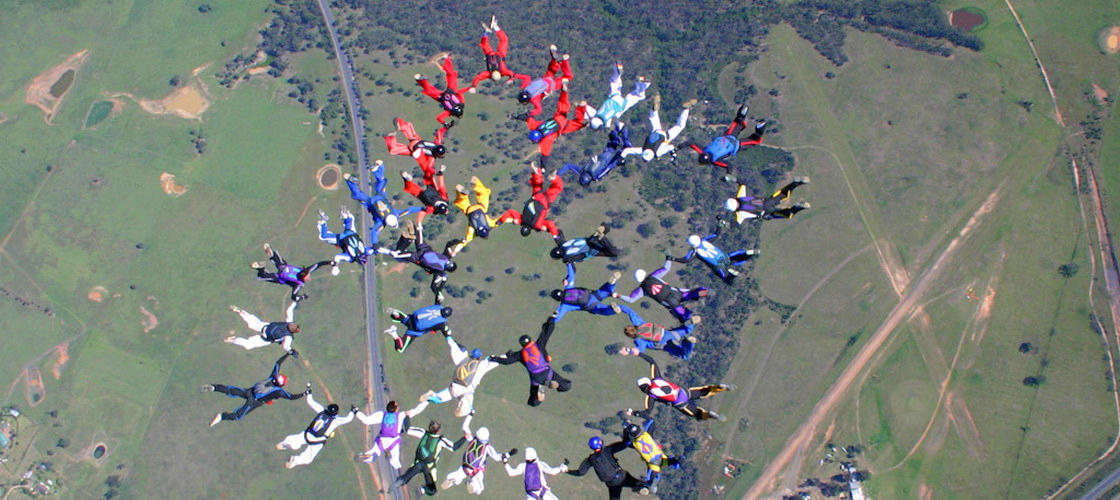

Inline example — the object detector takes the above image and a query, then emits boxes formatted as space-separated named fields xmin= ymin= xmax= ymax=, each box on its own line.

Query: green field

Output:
xmin=2 ymin=1 xmax=1120 ymax=499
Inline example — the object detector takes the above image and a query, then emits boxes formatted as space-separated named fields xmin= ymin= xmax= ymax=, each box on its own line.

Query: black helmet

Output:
xmin=445 ymin=261 xmax=458 ymax=272
xmin=624 ymin=423 xmax=642 ymax=441
xmin=549 ymin=289 xmax=563 ymax=301
xmin=326 ymin=404 xmax=340 ymax=416
xmin=476 ymin=225 xmax=491 ymax=239
xmin=518 ymin=334 xmax=532 ymax=347
xmin=434 ymin=201 xmax=449 ymax=214
xmin=432 ymin=145 xmax=447 ymax=157
xmin=698 ymin=153 xmax=712 ymax=164
xmin=450 ymin=104 xmax=464 ymax=117
xmin=517 ymin=90 xmax=531 ymax=103
xmin=440 ymin=307 xmax=453 ymax=317
xmin=549 ymin=246 xmax=564 ymax=259
xmin=520 ymin=226 xmax=532 ymax=237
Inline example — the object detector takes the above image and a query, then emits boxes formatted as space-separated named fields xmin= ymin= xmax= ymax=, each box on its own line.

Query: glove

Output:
xmin=289 ymin=349 xmax=300 ymax=358
xmin=623 ymin=408 xmax=634 ymax=416
xmin=350 ymin=405 xmax=359 ymax=414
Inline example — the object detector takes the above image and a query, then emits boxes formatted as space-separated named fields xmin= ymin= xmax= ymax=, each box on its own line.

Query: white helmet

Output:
xmin=724 ymin=198 xmax=739 ymax=211
xmin=641 ymin=150 xmax=655 ymax=162
xmin=590 ymin=116 xmax=604 ymax=130
xmin=636 ymin=377 xmax=651 ymax=389
xmin=525 ymin=447 xmax=538 ymax=461
xmin=633 ymin=269 xmax=647 ymax=283
xmin=490 ymin=70 xmax=502 ymax=81
xmin=476 ymin=427 xmax=490 ymax=443
xmin=687 ymin=235 xmax=701 ymax=248
xmin=385 ymin=213 xmax=399 ymax=228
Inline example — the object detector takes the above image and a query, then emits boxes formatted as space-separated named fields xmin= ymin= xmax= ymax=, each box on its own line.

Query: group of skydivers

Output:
xmin=201 ymin=16 xmax=810 ymax=499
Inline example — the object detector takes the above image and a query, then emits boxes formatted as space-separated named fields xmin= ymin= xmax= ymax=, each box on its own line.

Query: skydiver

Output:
xmin=521 ymin=85 xmax=588 ymax=169
xmin=387 ymin=420 xmax=466 ymax=496
xmin=504 ymin=447 xmax=568 ymax=500
xmin=440 ymin=413 xmax=514 ymax=495
xmin=666 ymin=217 xmax=759 ymax=283
xmin=468 ymin=16 xmax=529 ymax=91
xmin=513 ymin=44 xmax=572 ymax=117
xmin=583 ymin=63 xmax=650 ymax=130
xmin=414 ymin=54 xmax=468 ymax=128
xmin=382 ymin=304 xmax=453 ymax=353
xmin=400 ymin=162 xmax=450 ymax=224
xmin=611 ymin=303 xmax=700 ymax=361
xmin=447 ymin=176 xmax=504 ymax=256
xmin=421 ymin=334 xmax=502 ymax=417
xmin=616 ymin=259 xmax=708 ymax=322
xmin=251 ymin=243 xmax=330 ymax=302
xmin=621 ymin=95 xmax=694 ymax=163
xmin=622 ymin=418 xmax=681 ymax=494
xmin=343 ymin=160 xmax=422 ymax=243
xmin=499 ymin=163 xmax=565 ymax=239
xmin=724 ymin=176 xmax=811 ymax=224
xmin=383 ymin=117 xmax=447 ymax=161
xmin=549 ymin=222 xmax=620 ymax=263
xmin=549 ymin=263 xmax=622 ymax=322
xmin=558 ymin=121 xmax=633 ymax=187
xmin=567 ymin=436 xmax=647 ymax=500
xmin=688 ymin=104 xmax=767 ymax=169
xmin=275 ymin=395 xmax=357 ymax=468
xmin=379 ymin=221 xmax=458 ymax=303
xmin=355 ymin=399 xmax=431 ymax=469
xmin=224 ymin=301 xmax=300 ymax=353
xmin=317 ymin=207 xmax=374 ymax=275
xmin=629 ymin=352 xmax=734 ymax=421
xmin=491 ymin=318 xmax=571 ymax=407
xmin=201 ymin=351 xmax=308 ymax=426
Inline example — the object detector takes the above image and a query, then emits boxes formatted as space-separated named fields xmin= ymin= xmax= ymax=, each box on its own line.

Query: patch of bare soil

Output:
xmin=25 ymin=49 xmax=89 ymax=124
xmin=159 ymin=172 xmax=187 ymax=197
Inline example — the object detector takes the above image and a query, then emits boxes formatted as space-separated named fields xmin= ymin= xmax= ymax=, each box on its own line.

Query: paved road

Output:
xmin=1079 ymin=465 xmax=1120 ymax=500
xmin=313 ymin=1 xmax=402 ymax=498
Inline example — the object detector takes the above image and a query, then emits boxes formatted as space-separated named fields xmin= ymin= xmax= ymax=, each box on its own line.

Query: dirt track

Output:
xmin=746 ymin=186 xmax=1002 ymax=498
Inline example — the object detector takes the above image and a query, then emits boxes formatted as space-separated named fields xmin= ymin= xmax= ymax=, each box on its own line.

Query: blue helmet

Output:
xmin=470 ymin=348 xmax=483 ymax=360
xmin=579 ymin=171 xmax=593 ymax=186
xmin=528 ymin=129 xmax=544 ymax=143
xmin=588 ymin=436 xmax=603 ymax=451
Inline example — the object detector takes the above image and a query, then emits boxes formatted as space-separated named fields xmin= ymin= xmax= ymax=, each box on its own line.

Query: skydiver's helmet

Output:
xmin=274 ymin=373 xmax=288 ymax=386
xmin=520 ymin=226 xmax=533 ymax=237
xmin=386 ymin=400 xmax=399 ymax=412
xmin=634 ymin=269 xmax=647 ymax=283
xmin=470 ymin=348 xmax=483 ymax=360
xmin=490 ymin=70 xmax=502 ymax=81
xmin=636 ymin=376 xmax=652 ymax=393
xmin=427 ymin=420 xmax=442 ymax=434
xmin=549 ymin=247 xmax=565 ymax=260
xmin=525 ymin=447 xmax=538 ymax=461
xmin=528 ymin=129 xmax=544 ymax=143
xmin=450 ymin=104 xmax=465 ymax=118
xmin=445 ymin=261 xmax=458 ymax=272
xmin=476 ymin=427 xmax=490 ymax=443
xmin=517 ymin=90 xmax=531 ymax=103
xmin=579 ymin=171 xmax=594 ymax=186
xmin=623 ymin=423 xmax=642 ymax=442
xmin=326 ymin=404 xmax=340 ymax=416
xmin=688 ymin=235 xmax=702 ymax=248
xmin=549 ymin=289 xmax=564 ymax=301
xmin=440 ymin=307 xmax=454 ymax=318
xmin=698 ymin=152 xmax=713 ymax=164
xmin=385 ymin=213 xmax=400 ymax=228
xmin=590 ymin=116 xmax=605 ymax=130
xmin=641 ymin=149 xmax=655 ymax=162
xmin=724 ymin=198 xmax=740 ymax=212
xmin=588 ymin=436 xmax=603 ymax=451
xmin=432 ymin=145 xmax=447 ymax=157
xmin=434 ymin=200 xmax=450 ymax=215
xmin=518 ymin=335 xmax=532 ymax=347
xmin=476 ymin=225 xmax=491 ymax=239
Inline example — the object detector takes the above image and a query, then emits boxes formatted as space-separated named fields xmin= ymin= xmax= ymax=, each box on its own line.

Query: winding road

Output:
xmin=313 ymin=1 xmax=401 ymax=498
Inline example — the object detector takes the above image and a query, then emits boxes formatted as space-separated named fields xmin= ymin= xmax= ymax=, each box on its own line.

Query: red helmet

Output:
xmin=274 ymin=373 xmax=288 ymax=386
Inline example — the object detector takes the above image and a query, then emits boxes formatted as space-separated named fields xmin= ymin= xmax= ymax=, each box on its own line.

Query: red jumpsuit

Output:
xmin=469 ymin=30 xmax=529 ymax=89
xmin=514 ymin=54 xmax=573 ymax=117
xmin=416 ymin=56 xmax=468 ymax=126
xmin=402 ymin=161 xmax=448 ymax=224
xmin=526 ymin=89 xmax=588 ymax=160
xmin=384 ymin=118 xmax=445 ymax=159
xmin=499 ymin=167 xmax=564 ymax=237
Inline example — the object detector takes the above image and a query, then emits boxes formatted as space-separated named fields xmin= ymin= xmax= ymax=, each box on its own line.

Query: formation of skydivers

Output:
xmin=203 ymin=15 xmax=810 ymax=498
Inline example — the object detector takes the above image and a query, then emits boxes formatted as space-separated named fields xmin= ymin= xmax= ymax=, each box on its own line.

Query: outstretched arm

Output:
xmin=537 ymin=318 xmax=557 ymax=351
xmin=284 ymin=300 xmax=298 ymax=322
xmin=355 ymin=410 xmax=385 ymax=425
xmin=638 ymin=352 xmax=661 ymax=379
xmin=490 ymin=351 xmax=521 ymax=365
xmin=272 ymin=352 xmax=294 ymax=379
xmin=563 ymin=263 xmax=576 ymax=287
xmin=568 ymin=456 xmax=593 ymax=476
xmin=669 ymin=248 xmax=696 ymax=264
xmin=306 ymin=393 xmax=325 ymax=413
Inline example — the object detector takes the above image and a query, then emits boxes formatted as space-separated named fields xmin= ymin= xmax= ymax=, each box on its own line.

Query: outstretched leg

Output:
xmin=770 ymin=176 xmax=809 ymax=201
xmin=441 ymin=56 xmax=459 ymax=90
